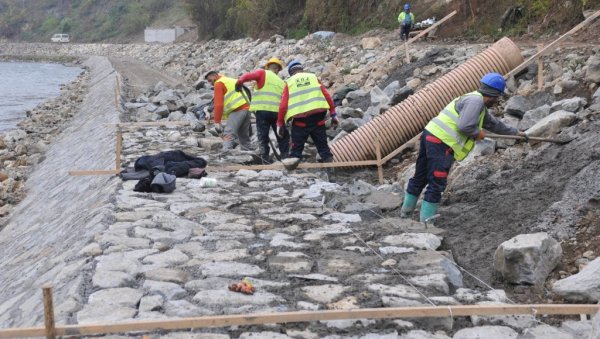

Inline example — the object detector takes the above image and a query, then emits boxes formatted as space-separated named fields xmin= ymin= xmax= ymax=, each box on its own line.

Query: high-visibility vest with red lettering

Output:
xmin=285 ymin=72 xmax=330 ymax=122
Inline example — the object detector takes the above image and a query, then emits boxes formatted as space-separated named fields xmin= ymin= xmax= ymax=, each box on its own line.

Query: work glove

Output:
xmin=235 ymin=83 xmax=243 ymax=92
xmin=330 ymin=115 xmax=339 ymax=129
xmin=203 ymin=106 xmax=211 ymax=121
xmin=475 ymin=130 xmax=485 ymax=141
xmin=277 ymin=126 xmax=286 ymax=138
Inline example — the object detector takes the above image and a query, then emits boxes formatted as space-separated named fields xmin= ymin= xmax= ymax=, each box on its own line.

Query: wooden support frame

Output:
xmin=506 ymin=9 xmax=600 ymax=79
xmin=537 ymin=44 xmax=544 ymax=90
xmin=42 ymin=285 xmax=55 ymax=339
xmin=406 ymin=11 xmax=457 ymax=45
xmin=0 ymin=303 xmax=598 ymax=338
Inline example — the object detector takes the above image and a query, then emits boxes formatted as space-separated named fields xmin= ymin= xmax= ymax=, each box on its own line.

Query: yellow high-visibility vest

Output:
xmin=285 ymin=72 xmax=330 ymax=122
xmin=215 ymin=76 xmax=245 ymax=119
xmin=425 ymin=91 xmax=485 ymax=161
xmin=250 ymin=70 xmax=284 ymax=113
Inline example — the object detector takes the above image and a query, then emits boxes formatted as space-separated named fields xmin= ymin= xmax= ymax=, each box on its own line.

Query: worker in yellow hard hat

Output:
xmin=236 ymin=57 xmax=289 ymax=163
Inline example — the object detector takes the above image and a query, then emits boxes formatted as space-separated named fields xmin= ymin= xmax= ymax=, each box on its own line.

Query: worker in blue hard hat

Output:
xmin=398 ymin=3 xmax=415 ymax=41
xmin=277 ymin=60 xmax=338 ymax=169
xmin=400 ymin=72 xmax=527 ymax=223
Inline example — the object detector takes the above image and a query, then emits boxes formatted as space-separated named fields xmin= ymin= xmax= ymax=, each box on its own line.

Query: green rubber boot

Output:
xmin=420 ymin=200 xmax=439 ymax=223
xmin=400 ymin=192 xmax=418 ymax=218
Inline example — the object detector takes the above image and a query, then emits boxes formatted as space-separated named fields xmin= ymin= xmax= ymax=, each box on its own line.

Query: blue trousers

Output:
xmin=290 ymin=111 xmax=333 ymax=161
xmin=406 ymin=130 xmax=455 ymax=203
xmin=255 ymin=110 xmax=289 ymax=159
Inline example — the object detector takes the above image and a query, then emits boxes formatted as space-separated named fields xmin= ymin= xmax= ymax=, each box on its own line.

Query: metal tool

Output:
xmin=423 ymin=214 xmax=440 ymax=229
xmin=486 ymin=133 xmax=576 ymax=145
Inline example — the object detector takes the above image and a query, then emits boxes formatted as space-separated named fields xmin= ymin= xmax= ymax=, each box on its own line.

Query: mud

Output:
xmin=439 ymin=117 xmax=600 ymax=293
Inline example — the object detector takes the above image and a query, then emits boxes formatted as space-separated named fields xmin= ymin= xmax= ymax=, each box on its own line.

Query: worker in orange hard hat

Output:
xmin=236 ymin=57 xmax=289 ymax=164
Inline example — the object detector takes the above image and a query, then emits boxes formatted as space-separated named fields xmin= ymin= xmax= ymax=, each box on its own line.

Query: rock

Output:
xmin=144 ymin=268 xmax=188 ymax=284
xmin=168 ymin=111 xmax=185 ymax=121
xmin=200 ymin=261 xmax=264 ymax=277
xmin=553 ymin=257 xmax=600 ymax=302
xmin=239 ymin=332 xmax=292 ymax=339
xmin=560 ymin=319 xmax=593 ymax=338
xmin=199 ymin=137 xmax=223 ymax=151
xmin=370 ymin=86 xmax=390 ymax=106
xmin=0 ymin=172 xmax=9 ymax=182
xmin=383 ymin=81 xmax=401 ymax=98
xmin=268 ymin=252 xmax=313 ymax=274
xmin=301 ymin=284 xmax=348 ymax=303
xmin=142 ymin=249 xmax=189 ymax=266
xmin=519 ymin=105 xmax=551 ymax=131
xmin=407 ymin=78 xmax=422 ymax=89
xmin=361 ymin=37 xmax=382 ymax=49
xmin=591 ymin=309 xmax=600 ymax=338
xmin=365 ymin=190 xmax=401 ymax=211
xmin=472 ymin=138 xmax=496 ymax=156
xmin=504 ymin=95 xmax=530 ymax=118
xmin=593 ymin=87 xmax=600 ymax=105
xmin=143 ymin=280 xmax=187 ymax=299
xmin=346 ymin=89 xmax=368 ymax=101
xmin=493 ymin=232 xmax=562 ymax=285
xmin=453 ymin=325 xmax=518 ymax=339
xmin=390 ymin=86 xmax=414 ymax=105
xmin=382 ymin=233 xmax=442 ymax=250
xmin=166 ymin=131 xmax=182 ymax=142
xmin=92 ymin=270 xmax=135 ymax=289
xmin=340 ymin=117 xmax=365 ymax=133
xmin=525 ymin=110 xmax=577 ymax=137
xmin=193 ymin=289 xmax=282 ymax=307
xmin=88 ymin=287 xmax=142 ymax=308
xmin=550 ymin=97 xmax=588 ymax=113
xmin=400 ymin=330 xmax=451 ymax=338
xmin=585 ymin=55 xmax=600 ymax=83
xmin=397 ymin=250 xmax=463 ymax=289
xmin=155 ymin=105 xmax=170 ymax=118
xmin=139 ymin=295 xmax=164 ymax=313
xmin=519 ymin=325 xmax=575 ymax=339
xmin=349 ymin=179 xmax=376 ymax=196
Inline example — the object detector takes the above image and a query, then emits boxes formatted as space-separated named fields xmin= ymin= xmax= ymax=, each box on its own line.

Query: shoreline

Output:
xmin=0 ymin=57 xmax=89 ymax=229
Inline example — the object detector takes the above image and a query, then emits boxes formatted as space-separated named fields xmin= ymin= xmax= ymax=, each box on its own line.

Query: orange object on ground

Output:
xmin=228 ymin=278 xmax=256 ymax=295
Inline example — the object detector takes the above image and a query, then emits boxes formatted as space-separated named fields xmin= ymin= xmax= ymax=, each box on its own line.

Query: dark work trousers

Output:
xmin=400 ymin=24 xmax=411 ymax=41
xmin=255 ymin=110 xmax=289 ymax=159
xmin=290 ymin=111 xmax=333 ymax=161
xmin=406 ymin=130 xmax=455 ymax=203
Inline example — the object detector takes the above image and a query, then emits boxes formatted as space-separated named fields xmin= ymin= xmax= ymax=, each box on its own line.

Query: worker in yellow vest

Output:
xmin=277 ymin=60 xmax=338 ymax=169
xmin=400 ymin=72 xmax=527 ymax=222
xmin=236 ymin=57 xmax=289 ymax=163
xmin=398 ymin=3 xmax=415 ymax=41
xmin=204 ymin=71 xmax=252 ymax=150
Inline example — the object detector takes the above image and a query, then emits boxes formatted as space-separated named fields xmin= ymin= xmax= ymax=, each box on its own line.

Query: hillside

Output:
xmin=1 ymin=0 xmax=600 ymax=42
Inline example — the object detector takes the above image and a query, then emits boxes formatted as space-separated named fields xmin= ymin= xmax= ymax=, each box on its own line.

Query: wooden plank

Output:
xmin=381 ymin=133 xmax=421 ymax=164
xmin=107 ymin=121 xmax=192 ymax=128
xmin=42 ymin=285 xmax=56 ymax=339
xmin=537 ymin=44 xmax=544 ymax=90
xmin=68 ymin=169 xmax=120 ymax=176
xmin=115 ymin=128 xmax=123 ymax=171
xmin=406 ymin=11 xmax=457 ymax=45
xmin=208 ymin=160 xmax=380 ymax=172
xmin=0 ymin=327 xmax=46 ymax=338
xmin=506 ymin=9 xmax=600 ymax=78
xmin=375 ymin=137 xmax=384 ymax=184
xmin=2 ymin=304 xmax=599 ymax=338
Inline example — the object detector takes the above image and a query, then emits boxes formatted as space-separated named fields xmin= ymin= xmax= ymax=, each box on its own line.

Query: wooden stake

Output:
xmin=115 ymin=128 xmax=122 ymax=171
xmin=375 ymin=137 xmax=384 ymax=184
xmin=406 ymin=10 xmax=457 ymax=45
xmin=42 ymin=285 xmax=56 ymax=339
xmin=404 ymin=41 xmax=410 ymax=64
xmin=506 ymin=9 xmax=600 ymax=78
xmin=537 ymin=44 xmax=544 ymax=90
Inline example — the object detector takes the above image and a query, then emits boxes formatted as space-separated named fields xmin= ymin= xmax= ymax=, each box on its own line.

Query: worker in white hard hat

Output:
xmin=236 ymin=58 xmax=289 ymax=163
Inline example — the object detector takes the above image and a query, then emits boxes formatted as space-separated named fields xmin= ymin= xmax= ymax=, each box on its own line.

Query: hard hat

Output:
xmin=404 ymin=3 xmax=410 ymax=10
xmin=287 ymin=60 xmax=303 ymax=73
xmin=480 ymin=72 xmax=506 ymax=95
xmin=265 ymin=57 xmax=284 ymax=70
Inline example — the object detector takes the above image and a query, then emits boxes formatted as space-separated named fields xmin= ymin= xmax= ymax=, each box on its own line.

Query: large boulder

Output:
xmin=553 ymin=257 xmax=600 ymax=302
xmin=504 ymin=95 xmax=531 ymax=118
xmin=550 ymin=97 xmax=588 ymax=113
xmin=585 ymin=54 xmax=600 ymax=83
xmin=493 ymin=232 xmax=562 ymax=285
xmin=525 ymin=110 xmax=577 ymax=137
xmin=370 ymin=86 xmax=390 ymax=106
xmin=518 ymin=105 xmax=551 ymax=131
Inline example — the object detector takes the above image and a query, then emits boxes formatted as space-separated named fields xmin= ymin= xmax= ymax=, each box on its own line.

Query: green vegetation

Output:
xmin=0 ymin=0 xmax=182 ymax=42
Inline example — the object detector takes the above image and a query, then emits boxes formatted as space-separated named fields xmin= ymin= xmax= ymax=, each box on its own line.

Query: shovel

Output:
xmin=486 ymin=133 xmax=576 ymax=145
